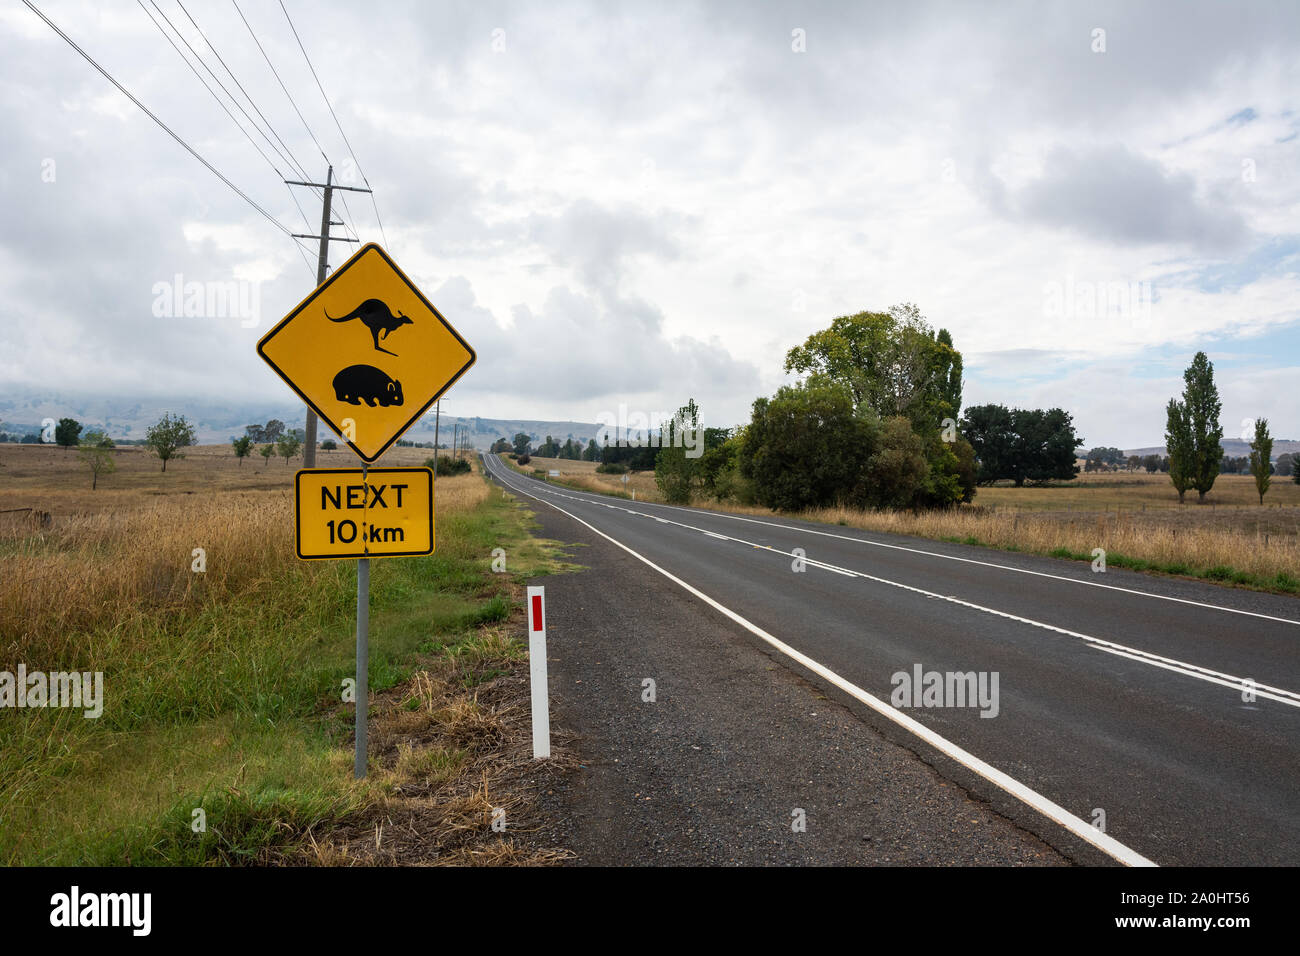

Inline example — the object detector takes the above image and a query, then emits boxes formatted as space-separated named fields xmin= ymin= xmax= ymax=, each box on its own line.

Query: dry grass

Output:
xmin=289 ymin=626 xmax=576 ymax=867
xmin=0 ymin=444 xmax=488 ymax=665
xmin=735 ymin=501 xmax=1300 ymax=585
xmin=977 ymin=471 xmax=1300 ymax=513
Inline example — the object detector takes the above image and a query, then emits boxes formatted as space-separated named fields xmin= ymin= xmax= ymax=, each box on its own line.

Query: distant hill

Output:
xmin=1125 ymin=438 xmax=1300 ymax=459
xmin=0 ymin=391 xmax=600 ymax=451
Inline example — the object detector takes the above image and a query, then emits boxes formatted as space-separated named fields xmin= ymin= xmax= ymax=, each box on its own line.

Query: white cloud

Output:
xmin=1 ymin=0 xmax=1297 ymax=443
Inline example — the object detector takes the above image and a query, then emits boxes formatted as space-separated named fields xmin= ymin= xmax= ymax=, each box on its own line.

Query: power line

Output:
xmin=230 ymin=0 xmax=328 ymax=166
xmin=160 ymin=0 xmax=362 ymax=244
xmin=137 ymin=1 xmax=327 ymax=277
xmin=175 ymin=1 xmax=322 ymax=196
xmin=229 ymin=0 xmax=362 ymax=242
xmin=290 ymin=232 xmax=317 ymax=274
xmin=148 ymin=1 xmax=306 ymax=187
xmin=137 ymin=0 xmax=283 ymax=180
xmin=22 ymin=0 xmax=294 ymax=240
xmin=280 ymin=0 xmax=390 ymax=248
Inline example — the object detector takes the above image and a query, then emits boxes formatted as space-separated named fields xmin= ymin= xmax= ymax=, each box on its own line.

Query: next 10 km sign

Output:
xmin=295 ymin=467 xmax=433 ymax=560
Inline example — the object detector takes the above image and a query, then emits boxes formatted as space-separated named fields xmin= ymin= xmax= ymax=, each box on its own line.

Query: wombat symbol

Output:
xmin=325 ymin=299 xmax=413 ymax=356
xmin=332 ymin=365 xmax=404 ymax=407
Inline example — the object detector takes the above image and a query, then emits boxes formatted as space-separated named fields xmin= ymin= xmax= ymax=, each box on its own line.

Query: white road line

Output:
xmin=1088 ymin=646 xmax=1300 ymax=707
xmin=484 ymin=457 xmax=1157 ymax=867
xmin=486 ymin=459 xmax=1300 ymax=707
xmin=496 ymin=459 xmax=1300 ymax=627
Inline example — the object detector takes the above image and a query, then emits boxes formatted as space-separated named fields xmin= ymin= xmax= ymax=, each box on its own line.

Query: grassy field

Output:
xmin=506 ymin=455 xmax=1300 ymax=595
xmin=0 ymin=442 xmax=573 ymax=865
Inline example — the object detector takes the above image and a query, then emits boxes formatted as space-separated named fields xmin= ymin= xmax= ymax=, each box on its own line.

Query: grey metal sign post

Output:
xmin=355 ymin=460 xmax=369 ymax=778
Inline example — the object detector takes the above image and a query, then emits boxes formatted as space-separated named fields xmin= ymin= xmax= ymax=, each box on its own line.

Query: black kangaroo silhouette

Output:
xmin=325 ymin=299 xmax=413 ymax=356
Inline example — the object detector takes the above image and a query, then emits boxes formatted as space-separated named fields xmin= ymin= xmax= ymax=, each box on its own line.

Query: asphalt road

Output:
xmin=484 ymin=454 xmax=1300 ymax=866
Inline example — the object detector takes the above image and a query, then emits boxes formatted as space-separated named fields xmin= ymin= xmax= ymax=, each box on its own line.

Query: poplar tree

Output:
xmin=1249 ymin=417 xmax=1273 ymax=505
xmin=1164 ymin=398 xmax=1193 ymax=504
xmin=1167 ymin=352 xmax=1223 ymax=503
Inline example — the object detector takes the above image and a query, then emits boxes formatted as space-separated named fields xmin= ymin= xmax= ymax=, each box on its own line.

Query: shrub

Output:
xmin=517 ymin=454 xmax=531 ymax=466
xmin=435 ymin=456 xmax=471 ymax=475
xmin=710 ymin=464 xmax=756 ymax=505
xmin=596 ymin=462 xmax=627 ymax=474
xmin=740 ymin=379 xmax=879 ymax=512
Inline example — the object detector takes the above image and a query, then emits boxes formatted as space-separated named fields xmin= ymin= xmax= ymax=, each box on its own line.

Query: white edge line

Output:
xmin=485 ymin=457 xmax=1157 ymax=868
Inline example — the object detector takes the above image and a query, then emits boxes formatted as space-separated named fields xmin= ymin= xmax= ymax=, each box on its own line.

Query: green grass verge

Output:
xmin=0 ymin=479 xmax=565 ymax=865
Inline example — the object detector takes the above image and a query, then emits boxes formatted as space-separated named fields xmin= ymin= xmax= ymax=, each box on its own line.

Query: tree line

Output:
xmin=496 ymin=433 xmax=601 ymax=462
xmin=38 ymin=412 xmax=323 ymax=488
xmin=610 ymin=315 xmax=1291 ymax=513
xmin=640 ymin=305 xmax=1084 ymax=510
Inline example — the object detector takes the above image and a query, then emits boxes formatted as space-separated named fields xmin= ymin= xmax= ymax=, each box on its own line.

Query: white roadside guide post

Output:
xmin=526 ymin=586 xmax=551 ymax=758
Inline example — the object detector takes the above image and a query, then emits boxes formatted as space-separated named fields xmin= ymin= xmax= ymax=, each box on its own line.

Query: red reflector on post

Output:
xmin=531 ymin=594 xmax=543 ymax=631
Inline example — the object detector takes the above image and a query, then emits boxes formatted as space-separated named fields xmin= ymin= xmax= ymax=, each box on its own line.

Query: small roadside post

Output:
xmin=526 ymin=585 xmax=551 ymax=759
xmin=257 ymin=242 xmax=476 ymax=779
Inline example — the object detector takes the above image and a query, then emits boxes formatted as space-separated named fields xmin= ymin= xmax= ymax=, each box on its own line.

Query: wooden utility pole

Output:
xmin=286 ymin=165 xmax=371 ymax=467
xmin=432 ymin=400 xmax=441 ymax=479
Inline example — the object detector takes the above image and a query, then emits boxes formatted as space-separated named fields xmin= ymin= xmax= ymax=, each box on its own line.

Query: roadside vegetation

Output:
xmin=496 ymin=305 xmax=1297 ymax=597
xmin=0 ymin=445 xmax=572 ymax=865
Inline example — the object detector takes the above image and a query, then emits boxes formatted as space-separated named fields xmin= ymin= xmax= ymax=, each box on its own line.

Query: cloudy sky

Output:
xmin=2 ymin=0 xmax=1298 ymax=447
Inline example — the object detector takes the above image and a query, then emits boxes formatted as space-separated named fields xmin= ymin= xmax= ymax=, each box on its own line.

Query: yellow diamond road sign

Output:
xmin=257 ymin=243 xmax=475 ymax=463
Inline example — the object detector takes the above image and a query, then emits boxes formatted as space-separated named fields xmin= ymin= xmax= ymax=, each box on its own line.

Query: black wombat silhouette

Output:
xmin=325 ymin=298 xmax=413 ymax=356
xmin=332 ymin=365 xmax=404 ymax=407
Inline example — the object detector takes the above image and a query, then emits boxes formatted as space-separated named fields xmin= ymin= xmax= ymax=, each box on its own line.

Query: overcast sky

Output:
xmin=3 ymin=0 xmax=1298 ymax=447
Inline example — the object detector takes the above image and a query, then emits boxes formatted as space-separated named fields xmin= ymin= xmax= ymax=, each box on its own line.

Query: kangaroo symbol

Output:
xmin=325 ymin=298 xmax=413 ymax=356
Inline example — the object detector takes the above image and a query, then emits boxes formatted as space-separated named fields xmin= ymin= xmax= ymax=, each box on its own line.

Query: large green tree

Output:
xmin=1167 ymin=352 xmax=1224 ymax=502
xmin=960 ymin=404 xmax=1080 ymax=485
xmin=782 ymin=305 xmax=968 ymax=509
xmin=1249 ymin=417 xmax=1273 ymax=505
xmin=1012 ymin=408 xmax=1080 ymax=485
xmin=1164 ymin=398 xmax=1193 ymax=503
xmin=784 ymin=304 xmax=961 ymax=431
xmin=739 ymin=378 xmax=880 ymax=512
xmin=960 ymin=404 xmax=1017 ymax=485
